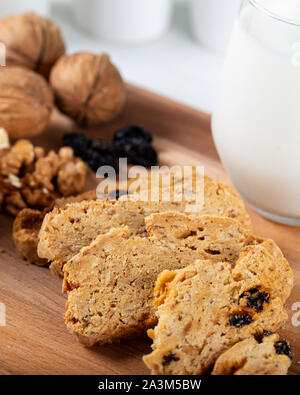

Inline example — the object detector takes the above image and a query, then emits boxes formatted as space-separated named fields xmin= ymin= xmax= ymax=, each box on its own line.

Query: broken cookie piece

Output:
xmin=143 ymin=252 xmax=291 ymax=374
xmin=232 ymin=239 xmax=293 ymax=304
xmin=13 ymin=190 xmax=98 ymax=266
xmin=212 ymin=333 xmax=291 ymax=375
xmin=13 ymin=209 xmax=48 ymax=266
xmin=63 ymin=214 xmax=250 ymax=346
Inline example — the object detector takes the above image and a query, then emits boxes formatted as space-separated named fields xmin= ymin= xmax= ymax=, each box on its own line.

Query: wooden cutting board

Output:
xmin=0 ymin=84 xmax=299 ymax=375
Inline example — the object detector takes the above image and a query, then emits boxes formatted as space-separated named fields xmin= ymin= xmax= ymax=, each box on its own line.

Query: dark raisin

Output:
xmin=274 ymin=340 xmax=292 ymax=359
xmin=113 ymin=125 xmax=157 ymax=167
xmin=114 ymin=141 xmax=158 ymax=167
xmin=63 ymin=132 xmax=90 ymax=156
xmin=90 ymin=139 xmax=113 ymax=151
xmin=86 ymin=149 xmax=119 ymax=173
xmin=114 ymin=125 xmax=153 ymax=145
xmin=162 ymin=353 xmax=180 ymax=366
xmin=63 ymin=132 xmax=119 ymax=172
xmin=240 ymin=288 xmax=270 ymax=312
xmin=255 ymin=331 xmax=274 ymax=343
xmin=63 ymin=127 xmax=158 ymax=171
xmin=229 ymin=313 xmax=253 ymax=328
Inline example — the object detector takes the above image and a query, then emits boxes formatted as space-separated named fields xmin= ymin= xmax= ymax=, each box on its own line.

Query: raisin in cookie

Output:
xmin=212 ymin=332 xmax=292 ymax=375
xmin=63 ymin=214 xmax=249 ymax=346
xmin=143 ymin=256 xmax=290 ymax=374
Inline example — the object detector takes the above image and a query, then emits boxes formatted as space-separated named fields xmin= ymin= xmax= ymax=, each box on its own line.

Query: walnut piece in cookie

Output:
xmin=13 ymin=209 xmax=48 ymax=266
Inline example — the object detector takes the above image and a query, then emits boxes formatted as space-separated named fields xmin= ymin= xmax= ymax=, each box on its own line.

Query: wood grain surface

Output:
xmin=0 ymin=84 xmax=299 ymax=375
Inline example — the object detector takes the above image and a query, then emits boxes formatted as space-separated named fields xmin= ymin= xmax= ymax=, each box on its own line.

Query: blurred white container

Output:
xmin=189 ymin=0 xmax=241 ymax=53
xmin=0 ymin=0 xmax=50 ymax=18
xmin=73 ymin=0 xmax=173 ymax=44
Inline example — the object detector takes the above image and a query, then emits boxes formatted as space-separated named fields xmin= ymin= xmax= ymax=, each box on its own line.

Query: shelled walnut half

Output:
xmin=0 ymin=129 xmax=87 ymax=216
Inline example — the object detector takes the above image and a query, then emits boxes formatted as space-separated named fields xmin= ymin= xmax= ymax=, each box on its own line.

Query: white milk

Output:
xmin=212 ymin=0 xmax=300 ymax=223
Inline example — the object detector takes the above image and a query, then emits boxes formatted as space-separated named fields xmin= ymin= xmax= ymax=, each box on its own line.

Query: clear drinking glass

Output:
xmin=212 ymin=0 xmax=300 ymax=226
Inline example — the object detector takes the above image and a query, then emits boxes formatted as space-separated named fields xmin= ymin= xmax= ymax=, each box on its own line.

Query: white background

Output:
xmin=49 ymin=0 xmax=226 ymax=114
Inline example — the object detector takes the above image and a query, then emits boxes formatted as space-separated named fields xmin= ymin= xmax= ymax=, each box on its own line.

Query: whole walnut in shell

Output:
xmin=50 ymin=52 xmax=126 ymax=126
xmin=0 ymin=67 xmax=54 ymax=139
xmin=0 ymin=12 xmax=65 ymax=78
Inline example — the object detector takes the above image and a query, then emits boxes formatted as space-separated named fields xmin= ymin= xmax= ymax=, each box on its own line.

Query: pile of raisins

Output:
xmin=63 ymin=125 xmax=158 ymax=173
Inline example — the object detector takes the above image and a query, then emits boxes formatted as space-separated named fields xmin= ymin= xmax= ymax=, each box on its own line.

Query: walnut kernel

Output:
xmin=57 ymin=159 xmax=87 ymax=197
xmin=0 ymin=139 xmax=87 ymax=215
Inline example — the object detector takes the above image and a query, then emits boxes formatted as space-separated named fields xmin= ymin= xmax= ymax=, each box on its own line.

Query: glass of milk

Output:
xmin=212 ymin=0 xmax=300 ymax=226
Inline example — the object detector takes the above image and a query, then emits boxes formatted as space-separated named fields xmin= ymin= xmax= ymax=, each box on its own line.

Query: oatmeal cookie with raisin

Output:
xmin=143 ymin=244 xmax=292 ymax=375
xmin=212 ymin=333 xmax=291 ymax=375
xmin=63 ymin=214 xmax=250 ymax=346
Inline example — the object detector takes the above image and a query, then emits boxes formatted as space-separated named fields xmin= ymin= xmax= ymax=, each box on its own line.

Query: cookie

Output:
xmin=63 ymin=214 xmax=250 ymax=346
xmin=123 ymin=172 xmax=252 ymax=232
xmin=212 ymin=333 xmax=292 ymax=375
xmin=51 ymin=189 xmax=97 ymax=210
xmin=38 ymin=200 xmax=180 ymax=276
xmin=143 ymin=250 xmax=290 ymax=374
xmin=13 ymin=190 xmax=97 ymax=266
xmin=13 ymin=209 xmax=47 ymax=266
xmin=146 ymin=212 xmax=249 ymax=265
xmin=38 ymin=175 xmax=252 ymax=276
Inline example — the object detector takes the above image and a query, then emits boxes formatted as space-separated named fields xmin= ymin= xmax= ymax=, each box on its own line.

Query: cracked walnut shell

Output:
xmin=0 ymin=12 xmax=65 ymax=78
xmin=0 ymin=67 xmax=54 ymax=139
xmin=50 ymin=52 xmax=126 ymax=126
